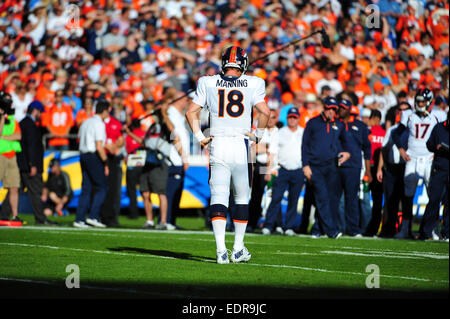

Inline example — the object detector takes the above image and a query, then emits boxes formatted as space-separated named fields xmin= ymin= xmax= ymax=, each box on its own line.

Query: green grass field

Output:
xmin=0 ymin=214 xmax=448 ymax=301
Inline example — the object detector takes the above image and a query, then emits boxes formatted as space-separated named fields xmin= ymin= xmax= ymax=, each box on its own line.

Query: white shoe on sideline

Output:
xmin=86 ymin=218 xmax=106 ymax=228
xmin=261 ymin=228 xmax=271 ymax=235
xmin=334 ymin=232 xmax=343 ymax=239
xmin=284 ymin=229 xmax=296 ymax=236
xmin=275 ymin=227 xmax=284 ymax=235
xmin=165 ymin=223 xmax=176 ymax=231
xmin=73 ymin=221 xmax=91 ymax=229
xmin=432 ymin=229 xmax=440 ymax=241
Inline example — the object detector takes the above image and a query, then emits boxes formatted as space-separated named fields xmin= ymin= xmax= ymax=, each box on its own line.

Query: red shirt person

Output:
xmin=100 ymin=113 xmax=125 ymax=227
xmin=104 ymin=115 xmax=124 ymax=156
xmin=368 ymin=111 xmax=386 ymax=166
xmin=125 ymin=119 xmax=146 ymax=157
xmin=363 ymin=109 xmax=387 ymax=236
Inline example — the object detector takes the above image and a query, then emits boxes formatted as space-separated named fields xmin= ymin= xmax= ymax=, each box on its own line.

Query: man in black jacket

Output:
xmin=419 ymin=113 xmax=449 ymax=241
xmin=4 ymin=101 xmax=58 ymax=225
xmin=301 ymin=97 xmax=351 ymax=239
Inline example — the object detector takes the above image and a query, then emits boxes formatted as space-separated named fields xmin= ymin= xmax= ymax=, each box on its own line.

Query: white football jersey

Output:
xmin=400 ymin=110 xmax=439 ymax=157
xmin=192 ymin=74 xmax=266 ymax=137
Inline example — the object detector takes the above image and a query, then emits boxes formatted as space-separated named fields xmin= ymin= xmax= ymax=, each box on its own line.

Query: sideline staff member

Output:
xmin=2 ymin=100 xmax=58 ymax=225
xmin=301 ymin=97 xmax=351 ymax=239
xmin=0 ymin=92 xmax=22 ymax=223
xmin=262 ymin=107 xmax=305 ymax=236
xmin=74 ymin=100 xmax=110 ymax=228
xmin=419 ymin=112 xmax=449 ymax=240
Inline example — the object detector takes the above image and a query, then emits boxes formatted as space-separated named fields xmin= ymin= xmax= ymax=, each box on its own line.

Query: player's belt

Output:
xmin=209 ymin=128 xmax=249 ymax=137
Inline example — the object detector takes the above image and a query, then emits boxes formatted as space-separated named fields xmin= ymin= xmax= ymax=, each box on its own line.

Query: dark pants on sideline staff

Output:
xmin=126 ymin=166 xmax=143 ymax=219
xmin=264 ymin=167 xmax=304 ymax=232
xmin=336 ymin=166 xmax=362 ymax=236
xmin=75 ymin=153 xmax=108 ymax=223
xmin=364 ymin=165 xmax=384 ymax=236
xmin=1 ymin=172 xmax=47 ymax=224
xmin=419 ymin=166 xmax=449 ymax=239
xmin=248 ymin=162 xmax=268 ymax=231
xmin=166 ymin=165 xmax=184 ymax=226
xmin=379 ymin=163 xmax=406 ymax=237
xmin=297 ymin=182 xmax=316 ymax=234
xmin=309 ymin=162 xmax=340 ymax=238
xmin=101 ymin=155 xmax=123 ymax=226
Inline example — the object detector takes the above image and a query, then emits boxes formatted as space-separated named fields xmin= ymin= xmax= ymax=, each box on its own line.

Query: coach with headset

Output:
xmin=301 ymin=97 xmax=351 ymax=239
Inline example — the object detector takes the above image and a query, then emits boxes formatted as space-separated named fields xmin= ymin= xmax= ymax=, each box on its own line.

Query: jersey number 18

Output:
xmin=218 ymin=89 xmax=244 ymax=118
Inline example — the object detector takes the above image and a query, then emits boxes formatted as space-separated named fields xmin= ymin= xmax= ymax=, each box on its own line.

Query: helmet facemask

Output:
xmin=414 ymin=88 xmax=434 ymax=113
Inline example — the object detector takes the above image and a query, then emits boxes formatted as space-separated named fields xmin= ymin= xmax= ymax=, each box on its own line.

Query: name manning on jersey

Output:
xmin=216 ymin=79 xmax=248 ymax=88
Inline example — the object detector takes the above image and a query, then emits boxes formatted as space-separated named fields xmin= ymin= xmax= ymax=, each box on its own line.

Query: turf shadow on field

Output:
xmin=107 ymin=247 xmax=216 ymax=262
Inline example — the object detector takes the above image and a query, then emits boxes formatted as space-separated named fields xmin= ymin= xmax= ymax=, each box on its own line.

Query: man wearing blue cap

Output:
xmin=301 ymin=97 xmax=351 ymax=238
xmin=262 ymin=107 xmax=305 ymax=236
xmin=336 ymin=99 xmax=372 ymax=237
xmin=3 ymin=100 xmax=58 ymax=225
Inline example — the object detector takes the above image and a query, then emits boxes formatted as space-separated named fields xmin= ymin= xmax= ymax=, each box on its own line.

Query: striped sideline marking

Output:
xmin=0 ymin=242 xmax=447 ymax=284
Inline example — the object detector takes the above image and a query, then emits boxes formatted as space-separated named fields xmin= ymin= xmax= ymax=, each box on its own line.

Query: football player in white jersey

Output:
xmin=186 ymin=46 xmax=270 ymax=264
xmin=393 ymin=88 xmax=440 ymax=238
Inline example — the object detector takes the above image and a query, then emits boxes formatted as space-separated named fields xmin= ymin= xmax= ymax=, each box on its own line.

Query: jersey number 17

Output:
xmin=414 ymin=123 xmax=430 ymax=139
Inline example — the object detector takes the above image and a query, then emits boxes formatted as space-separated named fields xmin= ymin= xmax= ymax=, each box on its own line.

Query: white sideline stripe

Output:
xmin=2 ymin=227 xmax=448 ymax=259
xmin=0 ymin=277 xmax=202 ymax=299
xmin=276 ymin=250 xmax=448 ymax=260
xmin=321 ymin=250 xmax=424 ymax=259
xmin=241 ymin=263 xmax=449 ymax=284
xmin=0 ymin=226 xmax=218 ymax=236
xmin=275 ymin=251 xmax=421 ymax=259
xmin=0 ymin=225 xmax=388 ymax=240
xmin=334 ymin=245 xmax=449 ymax=257
xmin=357 ymin=250 xmax=449 ymax=260
xmin=1 ymin=242 xmax=447 ymax=284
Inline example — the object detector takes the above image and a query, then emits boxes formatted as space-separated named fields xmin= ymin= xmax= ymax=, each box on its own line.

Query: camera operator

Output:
xmin=125 ymin=104 xmax=173 ymax=230
xmin=124 ymin=118 xmax=146 ymax=219
xmin=0 ymin=91 xmax=22 ymax=223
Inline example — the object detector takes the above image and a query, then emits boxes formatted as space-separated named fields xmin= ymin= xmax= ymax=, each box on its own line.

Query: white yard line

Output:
xmin=321 ymin=250 xmax=426 ymax=259
xmin=0 ymin=225 xmax=216 ymax=236
xmin=275 ymin=250 xmax=448 ymax=260
xmin=1 ymin=242 xmax=447 ymax=284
